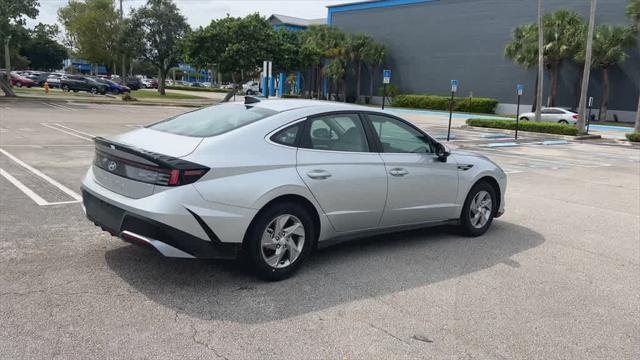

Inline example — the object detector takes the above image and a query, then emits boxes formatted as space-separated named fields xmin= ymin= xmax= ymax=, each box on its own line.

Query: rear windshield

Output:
xmin=148 ymin=104 xmax=277 ymax=137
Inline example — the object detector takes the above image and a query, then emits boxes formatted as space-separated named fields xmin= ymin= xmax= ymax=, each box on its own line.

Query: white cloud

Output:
xmin=29 ymin=0 xmax=344 ymax=29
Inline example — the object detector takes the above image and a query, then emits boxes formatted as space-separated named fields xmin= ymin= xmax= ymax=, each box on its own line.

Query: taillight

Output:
xmin=94 ymin=149 xmax=209 ymax=187
xmin=572 ymin=115 xmax=578 ymax=119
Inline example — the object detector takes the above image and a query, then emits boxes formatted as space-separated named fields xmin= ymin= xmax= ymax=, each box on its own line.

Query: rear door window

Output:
xmin=301 ymin=113 xmax=369 ymax=152
xmin=149 ymin=104 xmax=277 ymax=137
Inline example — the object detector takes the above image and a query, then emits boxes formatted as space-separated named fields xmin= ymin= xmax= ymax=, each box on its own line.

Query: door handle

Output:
xmin=389 ymin=168 xmax=408 ymax=177
xmin=307 ymin=169 xmax=332 ymax=180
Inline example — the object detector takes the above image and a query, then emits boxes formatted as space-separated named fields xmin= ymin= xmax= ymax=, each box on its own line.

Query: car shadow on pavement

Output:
xmin=105 ymin=220 xmax=544 ymax=324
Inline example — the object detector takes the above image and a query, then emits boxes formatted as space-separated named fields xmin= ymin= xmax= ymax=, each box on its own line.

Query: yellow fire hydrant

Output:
xmin=44 ymin=81 xmax=49 ymax=94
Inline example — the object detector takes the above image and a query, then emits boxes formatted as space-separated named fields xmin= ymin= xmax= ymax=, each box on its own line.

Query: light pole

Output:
xmin=577 ymin=0 xmax=597 ymax=135
xmin=120 ymin=0 xmax=125 ymax=83
xmin=535 ymin=0 xmax=544 ymax=122
xmin=516 ymin=84 xmax=523 ymax=140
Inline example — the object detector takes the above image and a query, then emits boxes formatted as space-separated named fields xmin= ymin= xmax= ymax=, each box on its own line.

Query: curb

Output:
xmin=1 ymin=95 xmax=215 ymax=108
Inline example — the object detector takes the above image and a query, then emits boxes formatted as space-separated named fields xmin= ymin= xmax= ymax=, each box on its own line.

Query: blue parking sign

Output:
xmin=451 ymin=79 xmax=459 ymax=86
xmin=383 ymin=69 xmax=391 ymax=78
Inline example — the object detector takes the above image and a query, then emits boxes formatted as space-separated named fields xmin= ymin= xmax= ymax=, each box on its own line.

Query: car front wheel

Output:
xmin=246 ymin=202 xmax=315 ymax=281
xmin=460 ymin=181 xmax=496 ymax=237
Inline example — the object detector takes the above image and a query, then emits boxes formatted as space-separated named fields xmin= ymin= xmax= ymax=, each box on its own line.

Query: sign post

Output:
xmin=382 ymin=69 xmax=391 ymax=110
xmin=262 ymin=60 xmax=272 ymax=99
xmin=446 ymin=80 xmax=458 ymax=141
xmin=515 ymin=84 xmax=524 ymax=140
xmin=586 ymin=96 xmax=593 ymax=134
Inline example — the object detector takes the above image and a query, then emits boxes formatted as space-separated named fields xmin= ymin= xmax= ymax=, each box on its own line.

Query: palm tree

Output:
xmin=362 ymin=41 xmax=385 ymax=100
xmin=542 ymin=10 xmax=585 ymax=107
xmin=302 ymin=25 xmax=346 ymax=99
xmin=577 ymin=25 xmax=635 ymax=121
xmin=505 ymin=23 xmax=539 ymax=110
xmin=345 ymin=33 xmax=372 ymax=103
xmin=323 ymin=57 xmax=347 ymax=101
xmin=627 ymin=0 xmax=640 ymax=131
xmin=628 ymin=0 xmax=640 ymax=31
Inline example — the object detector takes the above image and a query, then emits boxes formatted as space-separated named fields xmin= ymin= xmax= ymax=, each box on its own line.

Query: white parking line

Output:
xmin=44 ymin=102 xmax=76 ymax=111
xmin=483 ymin=151 xmax=611 ymax=168
xmin=0 ymin=168 xmax=48 ymax=206
xmin=41 ymin=123 xmax=93 ymax=141
xmin=52 ymin=123 xmax=96 ymax=138
xmin=0 ymin=147 xmax=82 ymax=203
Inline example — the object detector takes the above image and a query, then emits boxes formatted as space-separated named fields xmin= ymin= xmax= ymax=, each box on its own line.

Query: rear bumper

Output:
xmin=83 ymin=188 xmax=242 ymax=259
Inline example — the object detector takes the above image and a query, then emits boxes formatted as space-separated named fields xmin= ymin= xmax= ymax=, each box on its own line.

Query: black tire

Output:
xmin=558 ymin=120 xmax=569 ymax=124
xmin=520 ymin=117 xmax=529 ymax=121
xmin=90 ymin=87 xmax=97 ymax=94
xmin=62 ymin=85 xmax=70 ymax=92
xmin=459 ymin=181 xmax=497 ymax=237
xmin=73 ymin=89 xmax=79 ymax=93
xmin=245 ymin=201 xmax=315 ymax=281
xmin=16 ymin=82 xmax=22 ymax=88
xmin=246 ymin=89 xmax=254 ymax=95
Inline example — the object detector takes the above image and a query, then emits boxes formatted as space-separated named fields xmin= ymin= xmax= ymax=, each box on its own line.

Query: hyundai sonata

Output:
xmin=82 ymin=98 xmax=506 ymax=280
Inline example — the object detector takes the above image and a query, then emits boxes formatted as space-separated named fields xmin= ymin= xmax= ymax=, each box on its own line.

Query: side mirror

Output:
xmin=435 ymin=143 xmax=450 ymax=162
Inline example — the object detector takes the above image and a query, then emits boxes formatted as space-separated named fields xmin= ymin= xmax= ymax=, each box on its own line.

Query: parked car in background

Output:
xmin=94 ymin=78 xmax=130 ymax=94
xmin=141 ymin=78 xmax=158 ymax=89
xmin=201 ymin=82 xmax=212 ymax=88
xmin=243 ymin=80 xmax=260 ymax=95
xmin=190 ymin=82 xmax=202 ymax=87
xmin=60 ymin=75 xmax=107 ymax=94
xmin=82 ymin=98 xmax=507 ymax=280
xmin=519 ymin=107 xmax=578 ymax=125
xmin=45 ymin=73 xmax=63 ymax=88
xmin=9 ymin=72 xmax=36 ymax=88
xmin=124 ymin=77 xmax=142 ymax=90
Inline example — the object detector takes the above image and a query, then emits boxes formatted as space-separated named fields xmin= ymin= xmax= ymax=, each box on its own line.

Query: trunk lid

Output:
xmin=92 ymin=130 xmax=208 ymax=199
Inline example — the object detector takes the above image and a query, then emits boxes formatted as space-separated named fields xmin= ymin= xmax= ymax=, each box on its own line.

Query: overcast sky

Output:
xmin=29 ymin=0 xmax=344 ymax=29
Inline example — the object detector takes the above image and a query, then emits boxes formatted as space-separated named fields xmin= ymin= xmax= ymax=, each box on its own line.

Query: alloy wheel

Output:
xmin=469 ymin=190 xmax=492 ymax=229
xmin=260 ymin=214 xmax=305 ymax=269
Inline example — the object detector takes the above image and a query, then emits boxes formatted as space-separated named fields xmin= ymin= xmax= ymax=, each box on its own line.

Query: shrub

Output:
xmin=378 ymin=84 xmax=400 ymax=98
xmin=626 ymin=132 xmax=640 ymax=142
xmin=466 ymin=118 xmax=578 ymax=136
xmin=392 ymin=94 xmax=498 ymax=114
xmin=165 ymin=85 xmax=230 ymax=93
xmin=282 ymin=94 xmax=301 ymax=99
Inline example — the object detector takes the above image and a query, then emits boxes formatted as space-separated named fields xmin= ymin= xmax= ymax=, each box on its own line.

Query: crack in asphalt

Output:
xmin=367 ymin=322 xmax=411 ymax=345
xmin=189 ymin=324 xmax=229 ymax=360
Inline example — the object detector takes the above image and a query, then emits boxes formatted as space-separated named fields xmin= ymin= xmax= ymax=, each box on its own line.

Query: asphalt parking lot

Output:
xmin=1 ymin=99 xmax=639 ymax=359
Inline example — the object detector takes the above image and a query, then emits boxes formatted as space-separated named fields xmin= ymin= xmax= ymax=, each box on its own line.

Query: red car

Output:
xmin=10 ymin=72 xmax=36 ymax=88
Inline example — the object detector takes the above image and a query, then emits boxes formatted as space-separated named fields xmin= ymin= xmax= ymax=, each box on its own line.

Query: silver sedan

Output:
xmin=82 ymin=99 xmax=507 ymax=280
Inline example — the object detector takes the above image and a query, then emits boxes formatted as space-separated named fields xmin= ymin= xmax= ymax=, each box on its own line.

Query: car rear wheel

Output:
xmin=558 ymin=120 xmax=569 ymax=124
xmin=16 ymin=82 xmax=22 ymax=88
xmin=246 ymin=202 xmax=315 ymax=281
xmin=460 ymin=181 xmax=496 ymax=237
xmin=62 ymin=85 xmax=70 ymax=92
xmin=520 ymin=117 xmax=529 ymax=121
xmin=90 ymin=87 xmax=97 ymax=94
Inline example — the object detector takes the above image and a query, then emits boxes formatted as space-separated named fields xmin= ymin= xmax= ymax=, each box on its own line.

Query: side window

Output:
xmin=368 ymin=114 xmax=433 ymax=153
xmin=271 ymin=123 xmax=302 ymax=146
xmin=303 ymin=114 xmax=369 ymax=152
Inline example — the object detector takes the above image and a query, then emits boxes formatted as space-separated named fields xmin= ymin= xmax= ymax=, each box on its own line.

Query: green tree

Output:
xmin=58 ymin=0 xmax=119 ymax=72
xmin=627 ymin=0 xmax=640 ymax=131
xmin=543 ymin=10 xmax=585 ymax=107
xmin=19 ymin=24 xmax=67 ymax=70
xmin=323 ymin=57 xmax=347 ymax=101
xmin=184 ymin=14 xmax=274 ymax=90
xmin=505 ymin=23 xmax=540 ymax=110
xmin=362 ymin=40 xmax=385 ymax=98
xmin=576 ymin=25 xmax=636 ymax=121
xmin=129 ymin=0 xmax=190 ymax=95
xmin=345 ymin=33 xmax=372 ymax=102
xmin=628 ymin=0 xmax=640 ymax=31
xmin=0 ymin=0 xmax=39 ymax=96
xmin=504 ymin=10 xmax=585 ymax=107
xmin=302 ymin=25 xmax=347 ymax=99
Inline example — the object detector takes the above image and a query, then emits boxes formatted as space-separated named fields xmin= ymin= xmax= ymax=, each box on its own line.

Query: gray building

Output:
xmin=329 ymin=0 xmax=639 ymax=120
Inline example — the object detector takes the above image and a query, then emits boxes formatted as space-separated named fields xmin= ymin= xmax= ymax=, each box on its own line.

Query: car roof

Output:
xmin=234 ymin=98 xmax=375 ymax=113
